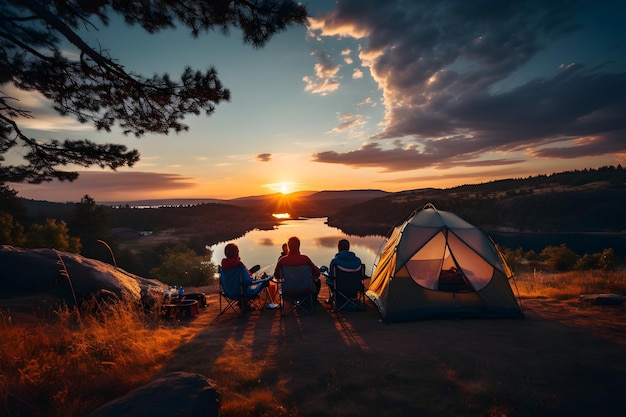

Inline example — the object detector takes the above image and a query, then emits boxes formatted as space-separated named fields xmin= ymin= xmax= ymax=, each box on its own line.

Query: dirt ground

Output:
xmin=161 ymin=285 xmax=626 ymax=417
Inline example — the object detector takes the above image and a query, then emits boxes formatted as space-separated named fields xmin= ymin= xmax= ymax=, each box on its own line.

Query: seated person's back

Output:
xmin=221 ymin=243 xmax=269 ymax=297
xmin=329 ymin=239 xmax=362 ymax=273
xmin=274 ymin=236 xmax=321 ymax=296
xmin=325 ymin=239 xmax=363 ymax=303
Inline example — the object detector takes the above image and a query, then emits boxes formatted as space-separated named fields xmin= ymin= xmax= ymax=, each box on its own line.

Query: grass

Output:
xmin=0 ymin=298 xmax=192 ymax=417
xmin=514 ymin=268 xmax=626 ymax=299
xmin=1 ymin=269 xmax=625 ymax=416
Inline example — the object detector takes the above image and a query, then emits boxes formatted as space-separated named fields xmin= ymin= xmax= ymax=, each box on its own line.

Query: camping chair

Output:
xmin=277 ymin=264 xmax=315 ymax=316
xmin=330 ymin=264 xmax=366 ymax=312
xmin=218 ymin=266 xmax=265 ymax=316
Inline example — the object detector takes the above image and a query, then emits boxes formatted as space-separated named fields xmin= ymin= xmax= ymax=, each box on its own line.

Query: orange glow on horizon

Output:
xmin=268 ymin=191 xmax=298 ymax=217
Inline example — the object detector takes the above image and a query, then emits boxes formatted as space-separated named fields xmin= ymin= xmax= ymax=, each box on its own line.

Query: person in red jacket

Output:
xmin=221 ymin=243 xmax=269 ymax=298
xmin=274 ymin=236 xmax=321 ymax=298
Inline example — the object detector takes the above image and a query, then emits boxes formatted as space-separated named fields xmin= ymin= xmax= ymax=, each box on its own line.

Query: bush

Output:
xmin=149 ymin=243 xmax=215 ymax=287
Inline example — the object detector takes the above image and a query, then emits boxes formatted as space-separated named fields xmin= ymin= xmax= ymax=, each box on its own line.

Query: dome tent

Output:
xmin=367 ymin=204 xmax=523 ymax=322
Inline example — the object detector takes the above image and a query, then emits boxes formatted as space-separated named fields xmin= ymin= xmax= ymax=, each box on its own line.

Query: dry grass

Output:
xmin=1 ymin=270 xmax=625 ymax=417
xmin=514 ymin=269 xmax=626 ymax=299
xmin=0 ymin=298 xmax=193 ymax=417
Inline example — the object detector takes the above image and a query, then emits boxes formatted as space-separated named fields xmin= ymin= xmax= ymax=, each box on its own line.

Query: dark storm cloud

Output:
xmin=311 ymin=0 xmax=626 ymax=171
xmin=256 ymin=153 xmax=272 ymax=162
xmin=314 ymin=142 xmax=438 ymax=172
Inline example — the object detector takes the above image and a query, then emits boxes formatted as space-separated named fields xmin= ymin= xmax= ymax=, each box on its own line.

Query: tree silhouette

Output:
xmin=0 ymin=0 xmax=308 ymax=183
xmin=0 ymin=184 xmax=27 ymax=222
xmin=71 ymin=194 xmax=112 ymax=259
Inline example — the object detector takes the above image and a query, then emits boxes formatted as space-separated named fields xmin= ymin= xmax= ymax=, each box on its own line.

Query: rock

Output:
xmin=579 ymin=293 xmax=626 ymax=306
xmin=0 ymin=245 xmax=166 ymax=306
xmin=85 ymin=372 xmax=220 ymax=417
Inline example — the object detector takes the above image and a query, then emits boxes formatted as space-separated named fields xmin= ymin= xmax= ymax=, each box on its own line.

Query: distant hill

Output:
xmin=18 ymin=199 xmax=76 ymax=226
xmin=17 ymin=189 xmax=390 ymax=231
xmin=16 ymin=167 xmax=626 ymax=235
xmin=101 ymin=198 xmax=224 ymax=207
xmin=327 ymin=166 xmax=626 ymax=235
xmin=96 ymin=189 xmax=389 ymax=215
xmin=228 ymin=189 xmax=390 ymax=217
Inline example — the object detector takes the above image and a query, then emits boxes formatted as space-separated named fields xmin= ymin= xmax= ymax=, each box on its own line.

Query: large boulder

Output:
xmin=85 ymin=372 xmax=220 ymax=417
xmin=0 ymin=245 xmax=166 ymax=306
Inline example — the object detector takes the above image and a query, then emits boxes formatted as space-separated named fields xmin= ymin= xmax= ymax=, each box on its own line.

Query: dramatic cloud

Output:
xmin=309 ymin=0 xmax=626 ymax=172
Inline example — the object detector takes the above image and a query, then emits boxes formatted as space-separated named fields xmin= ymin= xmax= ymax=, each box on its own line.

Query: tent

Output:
xmin=367 ymin=203 xmax=524 ymax=321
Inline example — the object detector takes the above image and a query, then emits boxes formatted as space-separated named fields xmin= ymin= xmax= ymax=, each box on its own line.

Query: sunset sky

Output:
xmin=9 ymin=0 xmax=626 ymax=203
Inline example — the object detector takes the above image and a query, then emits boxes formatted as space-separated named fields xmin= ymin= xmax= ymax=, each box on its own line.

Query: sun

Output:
xmin=266 ymin=181 xmax=296 ymax=195
xmin=273 ymin=181 xmax=293 ymax=195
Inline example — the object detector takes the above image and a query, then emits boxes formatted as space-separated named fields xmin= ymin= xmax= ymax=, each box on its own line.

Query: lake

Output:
xmin=208 ymin=217 xmax=385 ymax=276
xmin=208 ymin=218 xmax=626 ymax=276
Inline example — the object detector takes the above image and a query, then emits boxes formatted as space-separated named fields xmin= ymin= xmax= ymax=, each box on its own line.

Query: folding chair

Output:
xmin=218 ymin=266 xmax=265 ymax=316
xmin=277 ymin=264 xmax=315 ymax=316
xmin=330 ymin=264 xmax=366 ymax=312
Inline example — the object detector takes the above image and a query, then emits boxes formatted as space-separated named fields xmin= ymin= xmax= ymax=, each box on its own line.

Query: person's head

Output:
xmin=224 ymin=243 xmax=239 ymax=259
xmin=287 ymin=236 xmax=300 ymax=253
xmin=281 ymin=243 xmax=288 ymax=253
xmin=338 ymin=239 xmax=350 ymax=251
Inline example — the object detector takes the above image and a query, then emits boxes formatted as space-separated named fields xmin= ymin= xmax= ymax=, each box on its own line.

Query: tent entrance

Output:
xmin=437 ymin=266 xmax=473 ymax=292
xmin=404 ymin=231 xmax=475 ymax=293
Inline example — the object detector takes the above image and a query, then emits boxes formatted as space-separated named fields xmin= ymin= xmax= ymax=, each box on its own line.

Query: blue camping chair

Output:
xmin=328 ymin=264 xmax=366 ymax=312
xmin=277 ymin=264 xmax=316 ymax=316
xmin=219 ymin=265 xmax=270 ymax=316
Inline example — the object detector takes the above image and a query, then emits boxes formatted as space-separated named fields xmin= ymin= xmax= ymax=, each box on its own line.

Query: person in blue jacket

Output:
xmin=325 ymin=239 xmax=362 ymax=304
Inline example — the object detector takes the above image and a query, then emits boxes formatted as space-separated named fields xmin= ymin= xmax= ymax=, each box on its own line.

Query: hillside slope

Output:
xmin=328 ymin=166 xmax=626 ymax=235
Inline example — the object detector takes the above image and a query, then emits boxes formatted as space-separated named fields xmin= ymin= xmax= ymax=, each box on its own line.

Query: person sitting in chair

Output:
xmin=278 ymin=242 xmax=288 ymax=261
xmin=274 ymin=236 xmax=321 ymax=298
xmin=325 ymin=239 xmax=362 ymax=304
xmin=221 ymin=243 xmax=269 ymax=298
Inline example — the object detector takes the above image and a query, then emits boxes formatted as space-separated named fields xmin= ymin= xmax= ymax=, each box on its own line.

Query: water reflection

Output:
xmin=209 ymin=218 xmax=385 ymax=276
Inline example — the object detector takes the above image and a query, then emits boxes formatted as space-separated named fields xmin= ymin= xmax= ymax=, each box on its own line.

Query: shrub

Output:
xmin=540 ymin=244 xmax=579 ymax=271
xmin=149 ymin=242 xmax=215 ymax=287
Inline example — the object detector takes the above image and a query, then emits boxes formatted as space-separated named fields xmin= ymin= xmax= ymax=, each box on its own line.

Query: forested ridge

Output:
xmin=14 ymin=165 xmax=626 ymax=239
xmin=327 ymin=165 xmax=626 ymax=235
